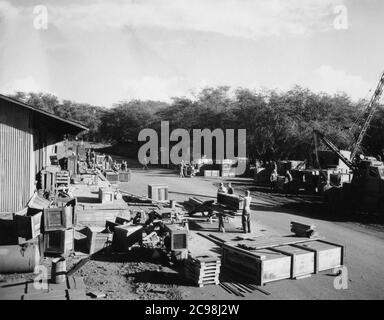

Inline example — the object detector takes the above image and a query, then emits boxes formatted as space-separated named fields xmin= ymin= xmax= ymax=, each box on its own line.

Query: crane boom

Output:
xmin=314 ymin=129 xmax=354 ymax=169
xmin=351 ymin=71 xmax=384 ymax=160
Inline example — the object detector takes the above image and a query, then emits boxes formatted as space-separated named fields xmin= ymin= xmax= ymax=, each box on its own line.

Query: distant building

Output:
xmin=0 ymin=94 xmax=87 ymax=213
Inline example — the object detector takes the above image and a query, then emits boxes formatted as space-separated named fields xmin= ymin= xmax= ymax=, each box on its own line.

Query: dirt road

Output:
xmin=120 ymin=168 xmax=384 ymax=300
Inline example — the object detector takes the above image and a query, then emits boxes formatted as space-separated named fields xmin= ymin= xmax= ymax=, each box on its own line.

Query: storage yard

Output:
xmin=1 ymin=158 xmax=384 ymax=300
xmin=1 ymin=69 xmax=384 ymax=301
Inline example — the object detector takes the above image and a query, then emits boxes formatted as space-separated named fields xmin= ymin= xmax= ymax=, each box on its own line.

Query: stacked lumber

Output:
xmin=185 ymin=256 xmax=221 ymax=287
xmin=290 ymin=221 xmax=318 ymax=238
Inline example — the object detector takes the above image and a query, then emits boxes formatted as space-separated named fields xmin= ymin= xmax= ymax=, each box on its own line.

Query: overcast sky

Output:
xmin=0 ymin=0 xmax=383 ymax=106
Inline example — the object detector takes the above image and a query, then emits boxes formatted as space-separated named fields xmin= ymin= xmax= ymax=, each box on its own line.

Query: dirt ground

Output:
xmin=2 ymin=165 xmax=384 ymax=300
xmin=116 ymin=166 xmax=384 ymax=300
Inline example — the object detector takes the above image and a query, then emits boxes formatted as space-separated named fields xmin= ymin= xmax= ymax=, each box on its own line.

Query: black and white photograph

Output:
xmin=0 ymin=0 xmax=383 ymax=309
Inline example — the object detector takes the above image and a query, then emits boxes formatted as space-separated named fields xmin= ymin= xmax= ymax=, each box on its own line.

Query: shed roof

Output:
xmin=0 ymin=93 xmax=88 ymax=134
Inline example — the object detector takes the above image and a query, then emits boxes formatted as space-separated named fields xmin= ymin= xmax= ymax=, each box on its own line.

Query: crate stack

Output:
xmin=185 ymin=256 xmax=221 ymax=287
xmin=43 ymin=205 xmax=75 ymax=256
xmin=54 ymin=171 xmax=70 ymax=194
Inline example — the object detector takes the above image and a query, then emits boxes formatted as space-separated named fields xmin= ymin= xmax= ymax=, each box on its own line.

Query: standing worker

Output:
xmin=179 ymin=161 xmax=185 ymax=178
xmin=270 ymin=168 xmax=278 ymax=192
xmin=142 ymin=156 xmax=149 ymax=170
xmin=227 ymin=183 xmax=234 ymax=194
xmin=217 ymin=210 xmax=226 ymax=233
xmin=241 ymin=190 xmax=252 ymax=233
xmin=284 ymin=169 xmax=293 ymax=193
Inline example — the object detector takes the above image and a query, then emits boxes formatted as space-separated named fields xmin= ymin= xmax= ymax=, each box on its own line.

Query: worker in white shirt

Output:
xmin=241 ymin=190 xmax=252 ymax=233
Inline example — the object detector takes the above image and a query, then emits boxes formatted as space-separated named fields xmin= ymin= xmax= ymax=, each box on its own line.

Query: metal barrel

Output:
xmin=0 ymin=244 xmax=40 ymax=273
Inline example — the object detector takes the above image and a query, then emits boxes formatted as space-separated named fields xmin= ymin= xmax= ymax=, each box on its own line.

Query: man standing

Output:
xmin=179 ymin=161 xmax=185 ymax=178
xmin=217 ymin=210 xmax=226 ymax=233
xmin=142 ymin=156 xmax=149 ymax=170
xmin=242 ymin=191 xmax=252 ymax=233
xmin=227 ymin=183 xmax=234 ymax=194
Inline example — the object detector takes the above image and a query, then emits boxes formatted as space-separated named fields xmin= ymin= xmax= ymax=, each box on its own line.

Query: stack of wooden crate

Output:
xmin=204 ymin=170 xmax=220 ymax=177
xmin=54 ymin=171 xmax=70 ymax=194
xmin=43 ymin=206 xmax=74 ymax=256
xmin=185 ymin=256 xmax=221 ymax=287
xmin=221 ymin=237 xmax=344 ymax=285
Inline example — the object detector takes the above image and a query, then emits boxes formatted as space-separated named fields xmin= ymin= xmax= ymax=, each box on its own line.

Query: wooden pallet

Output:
xmin=185 ymin=255 xmax=221 ymax=287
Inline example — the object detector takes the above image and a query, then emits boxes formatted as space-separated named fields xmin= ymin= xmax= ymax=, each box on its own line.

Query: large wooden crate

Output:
xmin=217 ymin=193 xmax=244 ymax=210
xmin=104 ymin=171 xmax=119 ymax=184
xmin=148 ymin=184 xmax=169 ymax=201
xmin=112 ymin=225 xmax=143 ymax=252
xmin=44 ymin=207 xmax=73 ymax=231
xmin=81 ymin=226 xmax=112 ymax=254
xmin=118 ymin=171 xmax=131 ymax=182
xmin=14 ymin=208 xmax=42 ymax=240
xmin=165 ymin=224 xmax=188 ymax=251
xmin=271 ymin=245 xmax=315 ymax=278
xmin=293 ymin=240 xmax=344 ymax=272
xmin=222 ymin=244 xmax=291 ymax=286
xmin=98 ymin=187 xmax=114 ymax=204
xmin=204 ymin=170 xmax=212 ymax=177
xmin=44 ymin=229 xmax=74 ymax=255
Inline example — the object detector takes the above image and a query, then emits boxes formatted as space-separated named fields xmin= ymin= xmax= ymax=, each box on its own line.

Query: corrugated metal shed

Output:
xmin=0 ymin=94 xmax=88 ymax=213
xmin=0 ymin=100 xmax=33 ymax=212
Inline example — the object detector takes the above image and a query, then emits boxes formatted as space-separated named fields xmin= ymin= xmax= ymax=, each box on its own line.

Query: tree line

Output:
xmin=10 ymin=87 xmax=384 ymax=161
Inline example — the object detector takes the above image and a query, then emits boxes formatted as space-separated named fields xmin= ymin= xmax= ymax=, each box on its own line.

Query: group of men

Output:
xmin=85 ymin=149 xmax=129 ymax=172
xmin=217 ymin=183 xmax=252 ymax=234
xmin=179 ymin=161 xmax=196 ymax=178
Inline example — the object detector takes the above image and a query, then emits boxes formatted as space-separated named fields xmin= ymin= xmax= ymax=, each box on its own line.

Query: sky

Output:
xmin=0 ymin=0 xmax=383 ymax=106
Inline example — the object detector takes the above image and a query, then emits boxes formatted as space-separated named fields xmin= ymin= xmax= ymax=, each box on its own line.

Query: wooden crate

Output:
xmin=98 ymin=187 xmax=114 ymax=203
xmin=217 ymin=193 xmax=244 ymax=210
xmin=222 ymin=244 xmax=291 ymax=285
xmin=204 ymin=170 xmax=212 ymax=177
xmin=165 ymin=224 xmax=188 ymax=251
xmin=55 ymin=171 xmax=70 ymax=193
xmin=44 ymin=229 xmax=74 ymax=255
xmin=81 ymin=226 xmax=112 ymax=254
xmin=104 ymin=171 xmax=119 ymax=184
xmin=118 ymin=171 xmax=131 ymax=182
xmin=293 ymin=240 xmax=344 ymax=272
xmin=112 ymin=225 xmax=143 ymax=252
xmin=27 ymin=193 xmax=50 ymax=210
xmin=271 ymin=245 xmax=315 ymax=278
xmin=211 ymin=170 xmax=220 ymax=177
xmin=148 ymin=184 xmax=169 ymax=201
xmin=44 ymin=207 xmax=73 ymax=231
xmin=0 ymin=217 xmax=18 ymax=245
xmin=14 ymin=208 xmax=42 ymax=240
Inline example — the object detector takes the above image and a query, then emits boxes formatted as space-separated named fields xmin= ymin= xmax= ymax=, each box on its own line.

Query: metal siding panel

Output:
xmin=0 ymin=101 xmax=32 ymax=213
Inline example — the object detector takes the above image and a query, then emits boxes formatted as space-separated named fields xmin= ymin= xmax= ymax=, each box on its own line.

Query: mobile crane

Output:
xmin=315 ymin=71 xmax=384 ymax=214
